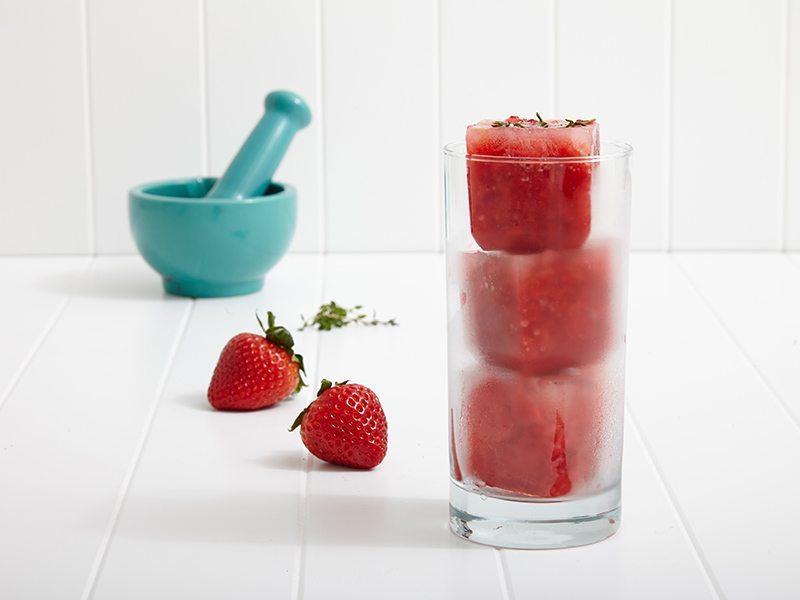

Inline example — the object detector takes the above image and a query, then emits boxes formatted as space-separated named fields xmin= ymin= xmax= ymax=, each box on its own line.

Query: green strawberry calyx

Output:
xmin=316 ymin=378 xmax=349 ymax=396
xmin=288 ymin=378 xmax=350 ymax=432
xmin=255 ymin=310 xmax=306 ymax=392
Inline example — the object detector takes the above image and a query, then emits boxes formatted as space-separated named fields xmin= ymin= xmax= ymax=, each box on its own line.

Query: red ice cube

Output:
xmin=462 ymin=243 xmax=614 ymax=376
xmin=460 ymin=367 xmax=606 ymax=498
xmin=466 ymin=116 xmax=599 ymax=253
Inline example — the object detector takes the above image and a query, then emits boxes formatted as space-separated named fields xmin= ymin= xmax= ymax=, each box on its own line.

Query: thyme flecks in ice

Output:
xmin=491 ymin=120 xmax=525 ymax=128
xmin=565 ymin=118 xmax=597 ymax=128
xmin=489 ymin=115 xmax=596 ymax=129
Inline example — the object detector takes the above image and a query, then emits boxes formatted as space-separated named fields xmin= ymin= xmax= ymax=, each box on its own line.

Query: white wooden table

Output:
xmin=1 ymin=252 xmax=798 ymax=599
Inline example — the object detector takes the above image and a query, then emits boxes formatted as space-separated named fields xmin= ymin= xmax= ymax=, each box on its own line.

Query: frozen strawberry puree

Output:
xmin=450 ymin=408 xmax=463 ymax=482
xmin=462 ymin=243 xmax=613 ymax=376
xmin=466 ymin=116 xmax=598 ymax=253
xmin=459 ymin=367 xmax=610 ymax=498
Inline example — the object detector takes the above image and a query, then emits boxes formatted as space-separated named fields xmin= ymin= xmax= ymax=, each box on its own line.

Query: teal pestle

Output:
xmin=129 ymin=90 xmax=310 ymax=298
xmin=206 ymin=90 xmax=312 ymax=199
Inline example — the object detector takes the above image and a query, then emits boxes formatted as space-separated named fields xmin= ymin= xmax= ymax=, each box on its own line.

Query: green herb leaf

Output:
xmin=300 ymin=301 xmax=398 ymax=331
xmin=565 ymin=117 xmax=596 ymax=128
xmin=535 ymin=112 xmax=548 ymax=128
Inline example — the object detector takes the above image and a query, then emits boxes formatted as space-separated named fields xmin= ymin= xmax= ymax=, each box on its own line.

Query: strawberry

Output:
xmin=208 ymin=311 xmax=305 ymax=411
xmin=290 ymin=380 xmax=387 ymax=469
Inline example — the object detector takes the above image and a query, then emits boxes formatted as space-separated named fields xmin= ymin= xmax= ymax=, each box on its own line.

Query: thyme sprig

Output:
xmin=491 ymin=120 xmax=525 ymax=128
xmin=565 ymin=118 xmax=596 ymax=128
xmin=300 ymin=301 xmax=398 ymax=331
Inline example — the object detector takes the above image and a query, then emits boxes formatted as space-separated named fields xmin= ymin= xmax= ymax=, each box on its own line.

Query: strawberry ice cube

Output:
xmin=462 ymin=243 xmax=613 ymax=375
xmin=459 ymin=366 xmax=609 ymax=498
xmin=466 ymin=116 xmax=599 ymax=253
xmin=450 ymin=408 xmax=463 ymax=482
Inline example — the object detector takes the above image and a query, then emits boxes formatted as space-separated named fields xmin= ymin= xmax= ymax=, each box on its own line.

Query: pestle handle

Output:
xmin=206 ymin=90 xmax=312 ymax=200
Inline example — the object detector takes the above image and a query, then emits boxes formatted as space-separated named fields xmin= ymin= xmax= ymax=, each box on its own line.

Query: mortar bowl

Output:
xmin=129 ymin=177 xmax=296 ymax=297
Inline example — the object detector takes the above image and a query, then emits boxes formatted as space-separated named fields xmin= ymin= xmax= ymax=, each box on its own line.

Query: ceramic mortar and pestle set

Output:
xmin=129 ymin=90 xmax=311 ymax=298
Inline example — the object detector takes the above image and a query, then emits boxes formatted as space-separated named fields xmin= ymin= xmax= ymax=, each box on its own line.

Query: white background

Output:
xmin=1 ymin=0 xmax=798 ymax=254
xmin=2 ymin=2 xmax=800 ymax=596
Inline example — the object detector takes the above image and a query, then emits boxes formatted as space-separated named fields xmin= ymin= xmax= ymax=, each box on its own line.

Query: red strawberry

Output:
xmin=208 ymin=311 xmax=305 ymax=411
xmin=290 ymin=380 xmax=387 ymax=469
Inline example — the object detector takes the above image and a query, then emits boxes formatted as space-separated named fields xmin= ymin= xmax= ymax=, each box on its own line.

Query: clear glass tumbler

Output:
xmin=444 ymin=140 xmax=632 ymax=549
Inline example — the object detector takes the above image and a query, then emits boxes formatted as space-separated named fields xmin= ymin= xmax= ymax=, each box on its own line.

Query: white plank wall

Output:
xmin=321 ymin=0 xmax=439 ymax=252
xmin=205 ymin=0 xmax=323 ymax=252
xmin=2 ymin=0 xmax=800 ymax=254
xmin=671 ymin=0 xmax=784 ymax=250
xmin=787 ymin=0 xmax=800 ymax=250
xmin=438 ymin=0 xmax=553 ymax=250
xmin=0 ymin=0 xmax=91 ymax=254
xmin=557 ymin=0 xmax=669 ymax=250
xmin=88 ymin=0 xmax=205 ymax=254
xmin=439 ymin=0 xmax=553 ymax=147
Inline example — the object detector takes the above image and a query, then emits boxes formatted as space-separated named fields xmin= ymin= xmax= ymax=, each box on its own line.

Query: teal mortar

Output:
xmin=130 ymin=177 xmax=296 ymax=297
xmin=128 ymin=91 xmax=311 ymax=298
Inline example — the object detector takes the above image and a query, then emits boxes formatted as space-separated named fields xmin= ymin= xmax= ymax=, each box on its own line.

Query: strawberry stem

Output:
xmin=289 ymin=405 xmax=310 ymax=432
xmin=317 ymin=379 xmax=333 ymax=396
xmin=256 ymin=310 xmax=307 ymax=391
xmin=255 ymin=311 xmax=267 ymax=335
xmin=315 ymin=378 xmax=350 ymax=396
xmin=259 ymin=311 xmax=295 ymax=351
xmin=290 ymin=378 xmax=354 ymax=431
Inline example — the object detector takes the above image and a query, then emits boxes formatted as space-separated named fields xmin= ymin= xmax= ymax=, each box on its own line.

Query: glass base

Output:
xmin=449 ymin=481 xmax=620 ymax=550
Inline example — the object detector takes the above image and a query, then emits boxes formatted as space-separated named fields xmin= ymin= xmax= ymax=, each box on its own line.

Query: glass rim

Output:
xmin=442 ymin=140 xmax=633 ymax=164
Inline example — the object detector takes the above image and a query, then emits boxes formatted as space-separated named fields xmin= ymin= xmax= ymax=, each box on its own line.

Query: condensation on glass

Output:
xmin=444 ymin=141 xmax=633 ymax=549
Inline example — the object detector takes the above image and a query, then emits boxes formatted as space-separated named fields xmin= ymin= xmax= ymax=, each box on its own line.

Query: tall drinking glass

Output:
xmin=444 ymin=141 xmax=632 ymax=549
